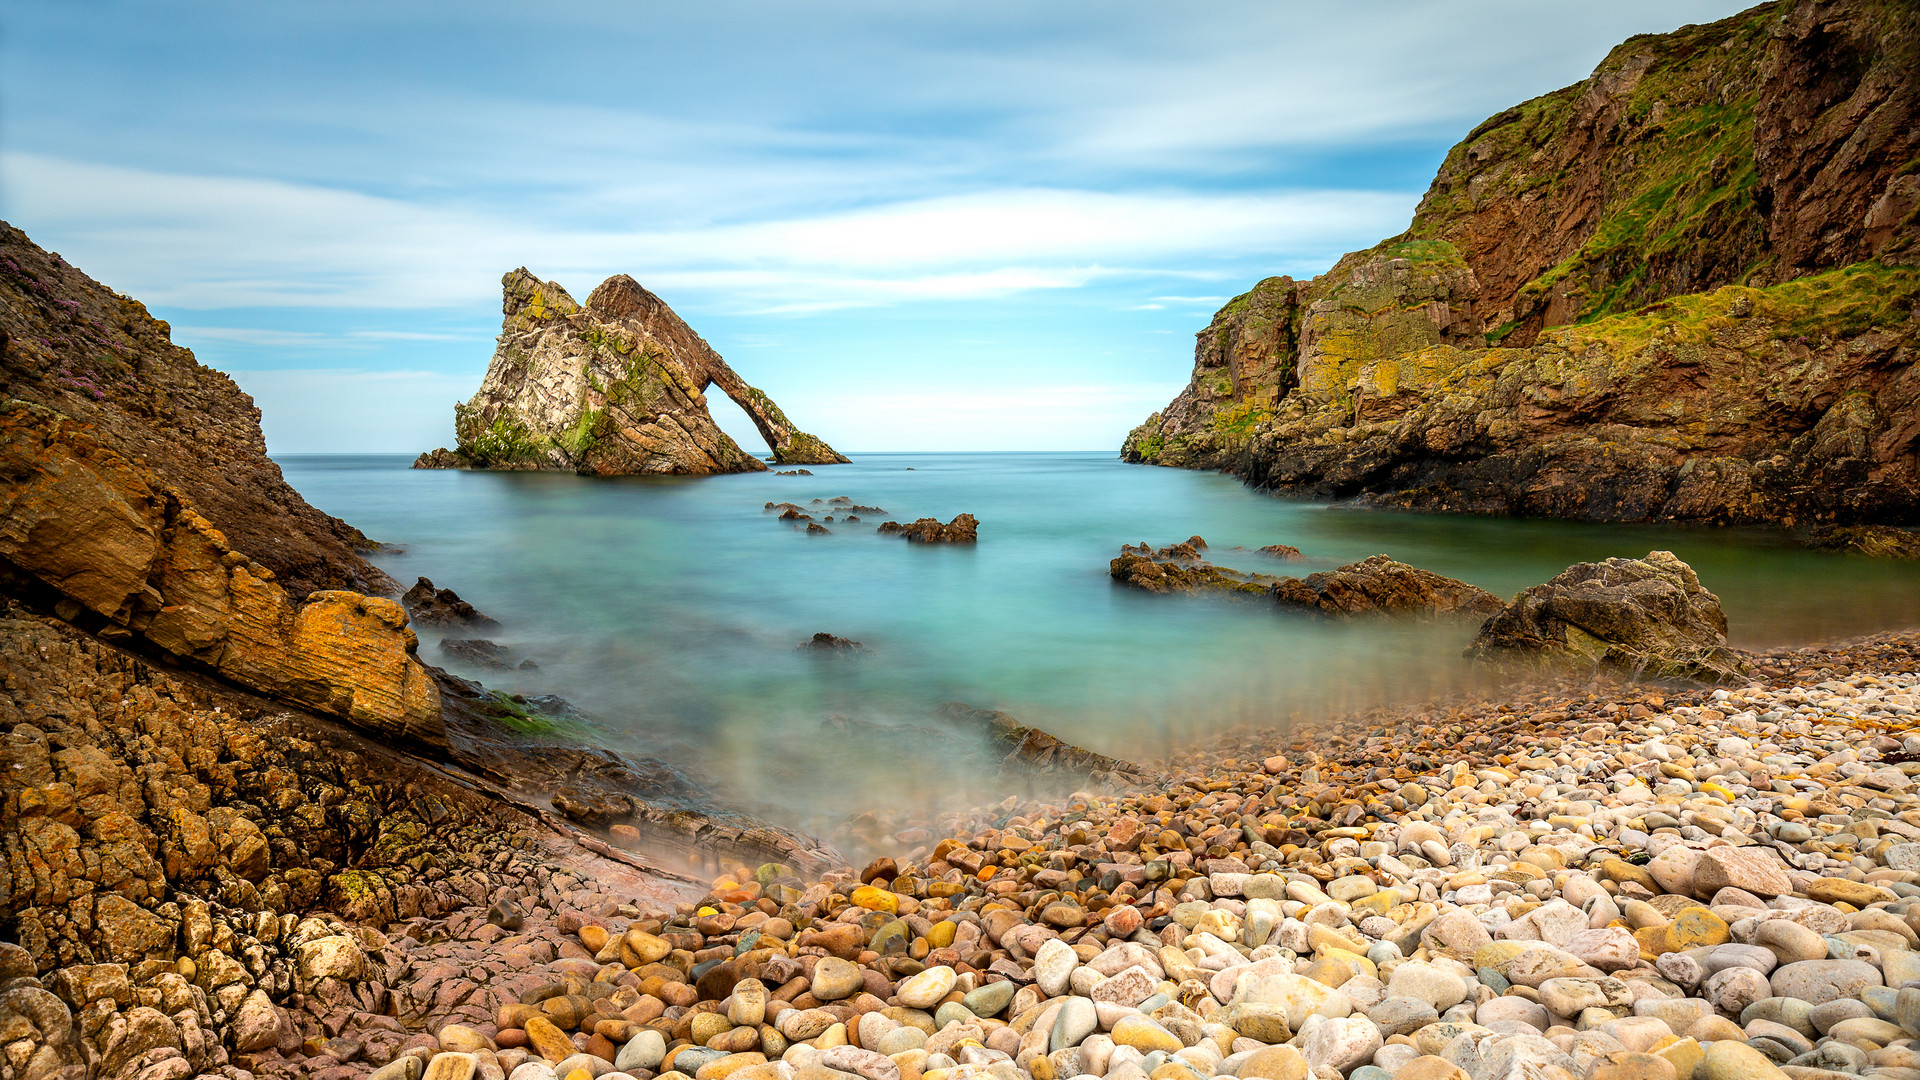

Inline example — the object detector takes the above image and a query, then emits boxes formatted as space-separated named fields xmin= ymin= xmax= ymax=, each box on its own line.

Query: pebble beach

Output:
xmin=236 ymin=632 xmax=1920 ymax=1080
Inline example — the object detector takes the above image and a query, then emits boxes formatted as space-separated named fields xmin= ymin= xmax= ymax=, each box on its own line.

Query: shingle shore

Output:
xmin=341 ymin=633 xmax=1920 ymax=1080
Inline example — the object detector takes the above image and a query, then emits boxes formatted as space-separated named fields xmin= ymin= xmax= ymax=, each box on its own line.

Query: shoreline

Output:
xmin=12 ymin=607 xmax=1920 ymax=1080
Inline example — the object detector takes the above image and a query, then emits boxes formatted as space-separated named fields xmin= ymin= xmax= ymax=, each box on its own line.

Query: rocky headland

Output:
xmin=1123 ymin=0 xmax=1920 ymax=531
xmin=416 ymin=272 xmax=844 ymax=476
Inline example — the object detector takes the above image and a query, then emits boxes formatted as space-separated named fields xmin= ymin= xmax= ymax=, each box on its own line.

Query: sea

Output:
xmin=279 ymin=452 xmax=1920 ymax=837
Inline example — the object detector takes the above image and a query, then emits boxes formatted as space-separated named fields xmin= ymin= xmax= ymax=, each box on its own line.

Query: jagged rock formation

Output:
xmin=1 ymin=401 xmax=446 ymax=747
xmin=1467 ymin=550 xmax=1752 ymax=683
xmin=1108 ymin=540 xmax=1279 ymax=596
xmin=0 ymin=223 xmax=862 ymax=1080
xmin=400 ymin=575 xmax=500 ymax=629
xmin=0 ymin=222 xmax=392 ymax=598
xmin=1125 ymin=0 xmax=1920 ymax=527
xmin=876 ymin=514 xmax=979 ymax=542
xmin=416 ymin=271 xmax=845 ymax=475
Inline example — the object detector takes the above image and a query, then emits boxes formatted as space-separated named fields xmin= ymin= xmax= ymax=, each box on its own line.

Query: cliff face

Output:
xmin=0 ymin=401 xmax=445 ymax=746
xmin=0 ymin=223 xmax=395 ymax=598
xmin=417 ymin=270 xmax=846 ymax=474
xmin=1124 ymin=0 xmax=1920 ymax=526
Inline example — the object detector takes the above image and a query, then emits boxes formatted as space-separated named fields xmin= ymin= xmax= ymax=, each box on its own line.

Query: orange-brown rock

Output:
xmin=0 ymin=222 xmax=392 ymax=598
xmin=0 ymin=401 xmax=443 ymax=746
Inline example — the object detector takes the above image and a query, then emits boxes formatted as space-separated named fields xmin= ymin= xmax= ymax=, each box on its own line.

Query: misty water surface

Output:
xmin=280 ymin=452 xmax=1920 ymax=836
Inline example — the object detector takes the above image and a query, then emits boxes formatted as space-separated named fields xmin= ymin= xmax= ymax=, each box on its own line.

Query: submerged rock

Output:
xmin=878 ymin=514 xmax=978 ymax=543
xmin=1468 ymin=550 xmax=1752 ymax=683
xmin=438 ymin=637 xmax=518 ymax=670
xmin=799 ymin=632 xmax=864 ymax=651
xmin=1268 ymin=554 xmax=1502 ymax=617
xmin=1256 ymin=543 xmax=1306 ymax=560
xmin=403 ymin=576 xmax=501 ymax=629
xmin=1804 ymin=523 xmax=1920 ymax=560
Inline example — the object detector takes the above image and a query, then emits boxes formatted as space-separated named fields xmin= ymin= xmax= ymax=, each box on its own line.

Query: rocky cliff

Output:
xmin=416 ymin=271 xmax=845 ymax=475
xmin=1124 ymin=0 xmax=1920 ymax=526
xmin=0 ymin=224 xmax=395 ymax=598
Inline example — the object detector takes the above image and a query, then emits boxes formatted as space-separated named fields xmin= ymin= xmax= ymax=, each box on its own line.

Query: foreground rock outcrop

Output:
xmin=1125 ymin=0 xmax=1920 ymax=528
xmin=416 ymin=271 xmax=845 ymax=475
xmin=1469 ymin=550 xmax=1753 ymax=684
xmin=0 ymin=223 xmax=392 ymax=598
xmin=0 ymin=401 xmax=445 ymax=747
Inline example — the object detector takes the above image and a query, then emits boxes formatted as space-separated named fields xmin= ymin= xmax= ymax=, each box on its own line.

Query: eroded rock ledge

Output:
xmin=416 ymin=271 xmax=844 ymax=475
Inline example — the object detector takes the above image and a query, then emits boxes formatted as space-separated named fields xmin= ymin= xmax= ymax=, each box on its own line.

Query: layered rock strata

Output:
xmin=0 ymin=401 xmax=444 ymax=747
xmin=0 ymin=223 xmax=391 ymax=597
xmin=416 ymin=272 xmax=844 ymax=475
xmin=1125 ymin=0 xmax=1920 ymax=528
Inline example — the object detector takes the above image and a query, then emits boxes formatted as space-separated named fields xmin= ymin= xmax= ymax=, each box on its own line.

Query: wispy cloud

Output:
xmin=4 ymin=152 xmax=1415 ymax=314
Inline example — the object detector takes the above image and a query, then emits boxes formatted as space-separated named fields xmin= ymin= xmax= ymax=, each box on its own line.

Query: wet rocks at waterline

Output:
xmin=878 ymin=516 xmax=979 ymax=544
xmin=403 ymin=577 xmax=502 ymax=630
xmin=226 ymin=656 xmax=1920 ymax=1080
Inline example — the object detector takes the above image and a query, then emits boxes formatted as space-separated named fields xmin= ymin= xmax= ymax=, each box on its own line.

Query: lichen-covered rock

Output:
xmin=0 ymin=400 xmax=444 ymax=746
xmin=1124 ymin=0 xmax=1920 ymax=528
xmin=417 ymin=270 xmax=844 ymax=474
xmin=1268 ymin=555 xmax=1502 ymax=618
xmin=1467 ymin=550 xmax=1751 ymax=684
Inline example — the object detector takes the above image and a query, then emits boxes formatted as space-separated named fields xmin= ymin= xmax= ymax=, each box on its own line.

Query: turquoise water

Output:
xmin=279 ymin=452 xmax=1920 ymax=829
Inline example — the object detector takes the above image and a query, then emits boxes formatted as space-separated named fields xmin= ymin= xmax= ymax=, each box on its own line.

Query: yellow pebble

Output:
xmin=851 ymin=885 xmax=898 ymax=913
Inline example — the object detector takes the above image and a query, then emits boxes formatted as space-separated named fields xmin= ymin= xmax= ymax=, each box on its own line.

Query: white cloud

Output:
xmin=2 ymin=152 xmax=1415 ymax=314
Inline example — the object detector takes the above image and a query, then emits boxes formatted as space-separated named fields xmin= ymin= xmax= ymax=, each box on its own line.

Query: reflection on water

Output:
xmin=280 ymin=452 xmax=1920 ymax=835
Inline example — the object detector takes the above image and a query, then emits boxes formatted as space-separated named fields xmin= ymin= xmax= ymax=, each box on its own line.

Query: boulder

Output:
xmin=1467 ymin=551 xmax=1751 ymax=684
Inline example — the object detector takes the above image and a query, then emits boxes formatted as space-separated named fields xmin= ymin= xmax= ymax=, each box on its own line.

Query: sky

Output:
xmin=0 ymin=0 xmax=1754 ymax=454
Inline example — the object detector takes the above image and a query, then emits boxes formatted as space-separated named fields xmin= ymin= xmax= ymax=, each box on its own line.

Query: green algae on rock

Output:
xmin=418 ymin=270 xmax=846 ymax=475
xmin=1125 ymin=0 xmax=1920 ymax=529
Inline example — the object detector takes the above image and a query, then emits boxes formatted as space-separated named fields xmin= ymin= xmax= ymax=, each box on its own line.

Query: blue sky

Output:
xmin=1 ymin=0 xmax=1751 ymax=453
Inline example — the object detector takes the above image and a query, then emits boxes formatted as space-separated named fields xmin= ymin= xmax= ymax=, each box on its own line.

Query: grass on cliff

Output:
xmin=1410 ymin=5 xmax=1777 ymax=326
xmin=1544 ymin=260 xmax=1920 ymax=356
